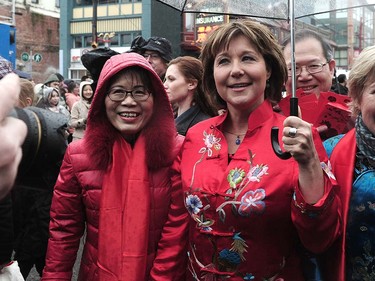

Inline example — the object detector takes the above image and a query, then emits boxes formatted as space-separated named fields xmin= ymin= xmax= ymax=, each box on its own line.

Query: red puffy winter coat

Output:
xmin=42 ymin=53 xmax=188 ymax=280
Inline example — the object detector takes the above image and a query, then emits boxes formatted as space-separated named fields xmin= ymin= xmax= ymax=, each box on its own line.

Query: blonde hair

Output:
xmin=19 ymin=78 xmax=35 ymax=108
xmin=348 ymin=45 xmax=375 ymax=117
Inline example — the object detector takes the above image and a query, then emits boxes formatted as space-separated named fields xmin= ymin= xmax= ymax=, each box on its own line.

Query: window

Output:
xmin=31 ymin=0 xmax=39 ymax=3
xmin=110 ymin=34 xmax=119 ymax=46
xmin=55 ymin=0 xmax=60 ymax=7
xmin=84 ymin=36 xmax=94 ymax=48
xmin=99 ymin=0 xmax=118 ymax=3
xmin=70 ymin=69 xmax=89 ymax=81
xmin=334 ymin=49 xmax=348 ymax=68
xmin=75 ymin=0 xmax=120 ymax=6
xmin=73 ymin=36 xmax=83 ymax=48
xmin=121 ymin=34 xmax=132 ymax=45
xmin=120 ymin=32 xmax=141 ymax=46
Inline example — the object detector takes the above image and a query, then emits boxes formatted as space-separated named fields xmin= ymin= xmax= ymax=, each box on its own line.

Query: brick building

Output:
xmin=0 ymin=0 xmax=60 ymax=83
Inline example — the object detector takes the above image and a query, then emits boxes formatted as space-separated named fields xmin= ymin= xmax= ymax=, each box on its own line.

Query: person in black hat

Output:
xmin=140 ymin=36 xmax=173 ymax=80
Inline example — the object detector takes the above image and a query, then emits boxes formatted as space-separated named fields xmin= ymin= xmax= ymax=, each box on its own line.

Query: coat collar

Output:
xmin=212 ymin=100 xmax=275 ymax=132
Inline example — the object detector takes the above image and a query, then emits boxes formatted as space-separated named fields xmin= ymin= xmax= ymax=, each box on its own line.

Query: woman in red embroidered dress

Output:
xmin=42 ymin=52 xmax=188 ymax=281
xmin=174 ymin=20 xmax=341 ymax=280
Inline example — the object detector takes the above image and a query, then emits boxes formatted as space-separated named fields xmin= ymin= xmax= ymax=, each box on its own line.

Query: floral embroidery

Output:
xmin=192 ymin=213 xmax=214 ymax=231
xmin=186 ymin=194 xmax=203 ymax=215
xmin=356 ymin=204 xmax=366 ymax=212
xmin=199 ymin=131 xmax=221 ymax=157
xmin=230 ymin=233 xmax=248 ymax=261
xmin=190 ymin=130 xmax=222 ymax=189
xmin=368 ymin=201 xmax=375 ymax=210
xmin=349 ymin=239 xmax=375 ymax=280
xmin=216 ymin=234 xmax=249 ymax=274
xmin=227 ymin=168 xmax=246 ymax=189
xmin=321 ymin=160 xmax=336 ymax=181
xmin=186 ymin=136 xmax=274 ymax=279
xmin=246 ymin=164 xmax=269 ymax=182
xmin=238 ymin=189 xmax=266 ymax=217
xmin=216 ymin=150 xmax=268 ymax=219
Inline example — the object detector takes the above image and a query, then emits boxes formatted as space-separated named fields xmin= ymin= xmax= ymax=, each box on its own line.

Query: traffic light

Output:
xmin=91 ymin=41 xmax=98 ymax=49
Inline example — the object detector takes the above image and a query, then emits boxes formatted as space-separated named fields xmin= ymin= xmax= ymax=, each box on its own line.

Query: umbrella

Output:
xmin=157 ymin=0 xmax=375 ymax=159
xmin=156 ymin=0 xmax=375 ymax=20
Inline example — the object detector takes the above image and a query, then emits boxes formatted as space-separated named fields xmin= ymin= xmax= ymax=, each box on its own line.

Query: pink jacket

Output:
xmin=42 ymin=53 xmax=188 ymax=280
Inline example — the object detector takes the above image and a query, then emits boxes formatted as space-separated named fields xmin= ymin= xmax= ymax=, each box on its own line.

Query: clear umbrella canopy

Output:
xmin=157 ymin=0 xmax=375 ymax=99
xmin=158 ymin=0 xmax=375 ymax=20
xmin=157 ymin=0 xmax=375 ymax=158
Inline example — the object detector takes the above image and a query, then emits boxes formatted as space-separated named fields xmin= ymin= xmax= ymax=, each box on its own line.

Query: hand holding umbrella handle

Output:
xmin=271 ymin=97 xmax=298 ymax=160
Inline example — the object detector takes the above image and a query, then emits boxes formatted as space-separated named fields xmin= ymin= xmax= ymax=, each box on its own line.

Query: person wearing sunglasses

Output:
xmin=42 ymin=52 xmax=188 ymax=281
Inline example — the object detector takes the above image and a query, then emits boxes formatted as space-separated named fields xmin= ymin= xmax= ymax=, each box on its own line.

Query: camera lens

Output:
xmin=9 ymin=107 xmax=68 ymax=181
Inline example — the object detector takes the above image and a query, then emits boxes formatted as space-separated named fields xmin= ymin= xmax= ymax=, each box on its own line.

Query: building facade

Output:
xmin=0 ymin=0 xmax=60 ymax=83
xmin=177 ymin=1 xmax=375 ymax=72
xmin=60 ymin=0 xmax=181 ymax=80
xmin=315 ymin=4 xmax=375 ymax=71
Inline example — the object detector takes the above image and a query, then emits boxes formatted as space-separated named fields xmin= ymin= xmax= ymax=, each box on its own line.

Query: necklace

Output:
xmin=223 ymin=130 xmax=247 ymax=145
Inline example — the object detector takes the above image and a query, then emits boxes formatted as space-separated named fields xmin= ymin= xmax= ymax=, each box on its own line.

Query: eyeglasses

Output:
xmin=107 ymin=86 xmax=151 ymax=102
xmin=143 ymin=53 xmax=160 ymax=60
xmin=288 ymin=62 xmax=329 ymax=77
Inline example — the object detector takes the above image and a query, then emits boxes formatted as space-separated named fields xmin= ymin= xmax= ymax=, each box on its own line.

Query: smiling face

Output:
xmin=213 ymin=35 xmax=270 ymax=114
xmin=283 ymin=38 xmax=335 ymax=98
xmin=105 ymin=70 xmax=154 ymax=141
xmin=49 ymin=91 xmax=60 ymax=106
xmin=82 ymin=84 xmax=93 ymax=100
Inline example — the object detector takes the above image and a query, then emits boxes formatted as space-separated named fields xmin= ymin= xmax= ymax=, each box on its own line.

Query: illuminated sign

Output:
xmin=195 ymin=14 xmax=227 ymax=46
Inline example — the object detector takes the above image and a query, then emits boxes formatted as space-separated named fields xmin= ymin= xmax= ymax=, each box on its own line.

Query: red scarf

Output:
xmin=97 ymin=135 xmax=150 ymax=280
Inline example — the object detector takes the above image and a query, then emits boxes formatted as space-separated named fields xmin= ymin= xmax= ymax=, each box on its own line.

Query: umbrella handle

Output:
xmin=271 ymin=97 xmax=298 ymax=160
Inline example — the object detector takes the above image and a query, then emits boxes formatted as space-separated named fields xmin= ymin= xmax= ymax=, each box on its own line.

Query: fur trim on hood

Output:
xmin=79 ymin=81 xmax=92 ymax=98
xmin=84 ymin=52 xmax=176 ymax=170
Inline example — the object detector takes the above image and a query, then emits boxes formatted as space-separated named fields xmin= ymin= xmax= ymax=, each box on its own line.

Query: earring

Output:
xmin=266 ymin=79 xmax=270 ymax=88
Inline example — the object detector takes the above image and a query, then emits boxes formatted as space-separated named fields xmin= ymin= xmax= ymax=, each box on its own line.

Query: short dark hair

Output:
xmin=337 ymin=74 xmax=346 ymax=83
xmin=282 ymin=30 xmax=333 ymax=61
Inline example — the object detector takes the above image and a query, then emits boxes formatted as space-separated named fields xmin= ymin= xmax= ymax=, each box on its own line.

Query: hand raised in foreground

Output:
xmin=0 ymin=74 xmax=27 ymax=199
xmin=282 ymin=116 xmax=324 ymax=204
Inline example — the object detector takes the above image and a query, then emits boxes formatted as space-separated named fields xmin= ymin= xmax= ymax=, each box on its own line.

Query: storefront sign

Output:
xmin=195 ymin=14 xmax=227 ymax=45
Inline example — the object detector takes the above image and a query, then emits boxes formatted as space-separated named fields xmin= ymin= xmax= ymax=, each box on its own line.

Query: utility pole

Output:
xmin=92 ymin=0 xmax=98 ymax=48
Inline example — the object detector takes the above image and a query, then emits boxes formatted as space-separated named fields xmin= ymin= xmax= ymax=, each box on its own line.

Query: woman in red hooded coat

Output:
xmin=42 ymin=52 xmax=188 ymax=281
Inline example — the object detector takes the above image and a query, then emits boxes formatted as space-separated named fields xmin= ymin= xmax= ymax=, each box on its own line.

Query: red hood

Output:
xmin=84 ymin=52 xmax=176 ymax=170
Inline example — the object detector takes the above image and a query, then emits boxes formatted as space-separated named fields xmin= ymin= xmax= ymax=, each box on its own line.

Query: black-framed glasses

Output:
xmin=288 ymin=62 xmax=329 ymax=77
xmin=107 ymin=86 xmax=151 ymax=102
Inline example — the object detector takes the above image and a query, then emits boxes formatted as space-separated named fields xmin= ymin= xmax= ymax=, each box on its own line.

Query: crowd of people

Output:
xmin=0 ymin=19 xmax=374 ymax=281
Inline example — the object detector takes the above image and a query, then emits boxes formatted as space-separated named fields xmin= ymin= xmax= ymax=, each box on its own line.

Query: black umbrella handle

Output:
xmin=271 ymin=97 xmax=298 ymax=160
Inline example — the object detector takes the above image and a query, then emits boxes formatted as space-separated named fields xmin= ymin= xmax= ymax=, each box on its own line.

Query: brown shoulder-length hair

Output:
xmin=168 ymin=56 xmax=218 ymax=116
xmin=200 ymin=20 xmax=288 ymax=108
